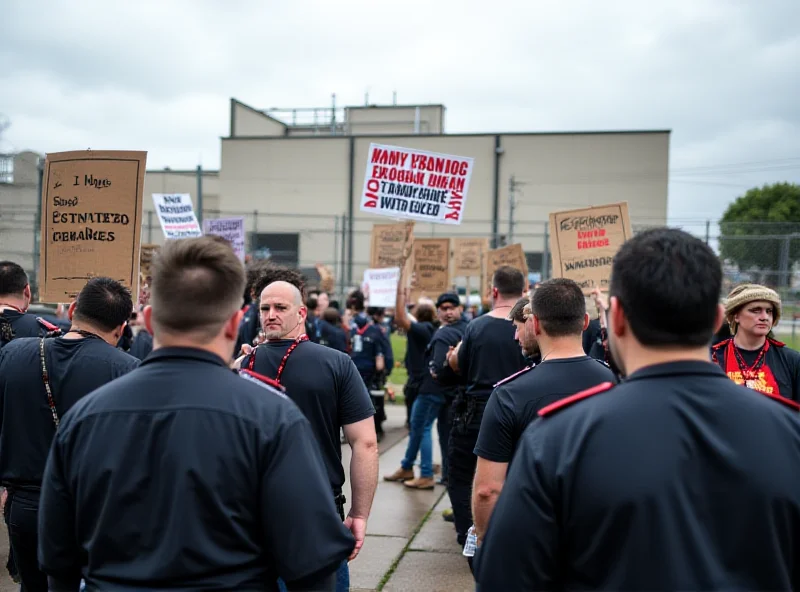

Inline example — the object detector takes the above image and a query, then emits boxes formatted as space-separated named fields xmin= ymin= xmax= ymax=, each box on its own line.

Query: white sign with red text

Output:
xmin=152 ymin=193 xmax=202 ymax=239
xmin=363 ymin=267 xmax=400 ymax=308
xmin=360 ymin=143 xmax=473 ymax=225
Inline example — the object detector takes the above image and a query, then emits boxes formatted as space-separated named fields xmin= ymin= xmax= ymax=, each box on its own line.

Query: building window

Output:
xmin=0 ymin=156 xmax=13 ymax=184
xmin=250 ymin=233 xmax=299 ymax=268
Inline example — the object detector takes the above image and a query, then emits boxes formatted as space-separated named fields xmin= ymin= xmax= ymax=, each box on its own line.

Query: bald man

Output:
xmin=237 ymin=281 xmax=378 ymax=592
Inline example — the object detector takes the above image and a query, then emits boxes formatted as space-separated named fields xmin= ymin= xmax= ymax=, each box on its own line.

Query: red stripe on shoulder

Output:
xmin=239 ymin=369 xmax=285 ymax=392
xmin=767 ymin=337 xmax=786 ymax=348
xmin=493 ymin=365 xmax=533 ymax=388
xmin=758 ymin=390 xmax=800 ymax=411
xmin=538 ymin=382 xmax=615 ymax=418
xmin=36 ymin=317 xmax=60 ymax=332
xmin=711 ymin=338 xmax=730 ymax=351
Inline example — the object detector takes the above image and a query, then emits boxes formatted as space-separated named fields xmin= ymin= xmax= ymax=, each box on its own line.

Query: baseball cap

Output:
xmin=436 ymin=293 xmax=461 ymax=308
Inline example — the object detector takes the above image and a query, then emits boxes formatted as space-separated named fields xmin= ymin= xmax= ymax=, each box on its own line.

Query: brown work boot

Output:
xmin=384 ymin=467 xmax=415 ymax=482
xmin=403 ymin=477 xmax=435 ymax=490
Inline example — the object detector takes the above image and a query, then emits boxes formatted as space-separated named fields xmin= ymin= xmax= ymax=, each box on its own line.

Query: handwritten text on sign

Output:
xmin=203 ymin=217 xmax=245 ymax=261
xmin=411 ymin=238 xmax=451 ymax=300
xmin=360 ymin=144 xmax=474 ymax=225
xmin=363 ymin=267 xmax=400 ymax=308
xmin=39 ymin=150 xmax=146 ymax=302
xmin=152 ymin=193 xmax=202 ymax=239
xmin=549 ymin=202 xmax=633 ymax=294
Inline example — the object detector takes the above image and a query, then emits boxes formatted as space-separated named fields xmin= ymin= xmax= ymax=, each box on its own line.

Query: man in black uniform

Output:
xmin=444 ymin=266 xmax=527 ymax=551
xmin=237 ymin=272 xmax=378 ymax=592
xmin=474 ymin=228 xmax=800 ymax=591
xmin=472 ymin=278 xmax=616 ymax=544
xmin=0 ymin=260 xmax=61 ymax=348
xmin=38 ymin=236 xmax=354 ymax=591
xmin=0 ymin=277 xmax=139 ymax=591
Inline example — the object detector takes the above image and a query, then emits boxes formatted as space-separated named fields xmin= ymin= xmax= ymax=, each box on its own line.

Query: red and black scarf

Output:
xmin=714 ymin=337 xmax=782 ymax=397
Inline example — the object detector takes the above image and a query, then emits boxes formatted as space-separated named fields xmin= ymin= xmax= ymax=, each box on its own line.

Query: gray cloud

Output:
xmin=2 ymin=0 xmax=799 ymax=228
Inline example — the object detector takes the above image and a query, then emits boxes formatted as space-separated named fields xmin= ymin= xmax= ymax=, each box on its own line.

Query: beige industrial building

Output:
xmin=220 ymin=98 xmax=669 ymax=287
xmin=1 ymin=98 xmax=669 ymax=294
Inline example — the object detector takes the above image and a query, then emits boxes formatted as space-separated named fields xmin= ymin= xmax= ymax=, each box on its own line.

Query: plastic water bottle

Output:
xmin=463 ymin=525 xmax=478 ymax=557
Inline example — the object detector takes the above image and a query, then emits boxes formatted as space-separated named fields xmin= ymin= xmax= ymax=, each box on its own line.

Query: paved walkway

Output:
xmin=344 ymin=404 xmax=475 ymax=591
xmin=0 ymin=403 xmax=473 ymax=591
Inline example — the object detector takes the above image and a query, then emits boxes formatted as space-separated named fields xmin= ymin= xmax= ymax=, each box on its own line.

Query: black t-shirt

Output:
xmin=713 ymin=339 xmax=800 ymax=402
xmin=243 ymin=340 xmax=375 ymax=491
xmin=475 ymin=356 xmax=617 ymax=464
xmin=0 ymin=336 xmax=139 ymax=487
xmin=318 ymin=320 xmax=347 ymax=353
xmin=405 ymin=322 xmax=436 ymax=384
xmin=420 ymin=320 xmax=468 ymax=397
xmin=457 ymin=315 xmax=527 ymax=399
xmin=38 ymin=347 xmax=354 ymax=590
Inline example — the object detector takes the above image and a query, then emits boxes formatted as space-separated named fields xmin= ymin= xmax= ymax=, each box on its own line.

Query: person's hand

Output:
xmin=230 ymin=344 xmax=253 ymax=369
xmin=376 ymin=356 xmax=385 ymax=372
xmin=591 ymin=287 xmax=608 ymax=313
xmin=344 ymin=515 xmax=368 ymax=561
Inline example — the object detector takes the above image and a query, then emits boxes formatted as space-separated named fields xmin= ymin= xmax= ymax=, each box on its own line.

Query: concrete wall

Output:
xmin=0 ymin=152 xmax=41 ymax=272
xmin=346 ymin=105 xmax=444 ymax=135
xmin=230 ymin=99 xmax=287 ymax=138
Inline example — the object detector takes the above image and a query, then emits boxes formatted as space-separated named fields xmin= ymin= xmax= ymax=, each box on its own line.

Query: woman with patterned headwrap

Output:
xmin=711 ymin=283 xmax=800 ymax=402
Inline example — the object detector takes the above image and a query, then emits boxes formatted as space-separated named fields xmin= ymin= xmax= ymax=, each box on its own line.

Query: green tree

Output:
xmin=719 ymin=182 xmax=800 ymax=287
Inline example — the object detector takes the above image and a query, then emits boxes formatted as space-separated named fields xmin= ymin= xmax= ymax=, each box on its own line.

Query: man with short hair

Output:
xmin=472 ymin=278 xmax=616 ymax=544
xmin=475 ymin=228 xmax=800 ymax=590
xmin=0 ymin=261 xmax=60 ymax=348
xmin=444 ymin=266 xmax=528 ymax=553
xmin=508 ymin=296 xmax=537 ymax=360
xmin=239 ymin=274 xmax=379 ymax=592
xmin=39 ymin=236 xmax=354 ymax=591
xmin=0 ymin=277 xmax=140 ymax=591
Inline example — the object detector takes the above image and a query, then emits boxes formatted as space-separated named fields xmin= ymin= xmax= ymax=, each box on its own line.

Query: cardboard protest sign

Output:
xmin=152 ymin=193 xmax=202 ymax=239
xmin=363 ymin=267 xmax=400 ymax=308
xmin=38 ymin=150 xmax=146 ymax=302
xmin=203 ymin=216 xmax=245 ymax=261
xmin=483 ymin=243 xmax=528 ymax=302
xmin=549 ymin=202 xmax=633 ymax=294
xmin=360 ymin=143 xmax=474 ymax=225
xmin=452 ymin=238 xmax=489 ymax=278
xmin=410 ymin=238 xmax=451 ymax=301
xmin=370 ymin=221 xmax=415 ymax=269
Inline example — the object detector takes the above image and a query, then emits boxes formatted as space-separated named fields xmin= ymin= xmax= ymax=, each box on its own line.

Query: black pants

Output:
xmin=447 ymin=396 xmax=487 ymax=547
xmin=6 ymin=489 xmax=47 ymax=592
xmin=437 ymin=399 xmax=453 ymax=481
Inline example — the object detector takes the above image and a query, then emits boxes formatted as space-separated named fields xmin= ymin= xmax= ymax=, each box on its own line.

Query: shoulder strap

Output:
xmin=537 ymin=381 xmax=615 ymax=418
xmin=38 ymin=338 xmax=60 ymax=428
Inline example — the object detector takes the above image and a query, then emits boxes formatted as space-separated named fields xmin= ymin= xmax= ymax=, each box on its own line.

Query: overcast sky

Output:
xmin=2 ymin=0 xmax=799 ymax=236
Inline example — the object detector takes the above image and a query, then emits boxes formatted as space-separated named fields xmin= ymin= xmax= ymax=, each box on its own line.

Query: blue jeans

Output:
xmin=277 ymin=559 xmax=348 ymax=592
xmin=401 ymin=393 xmax=445 ymax=478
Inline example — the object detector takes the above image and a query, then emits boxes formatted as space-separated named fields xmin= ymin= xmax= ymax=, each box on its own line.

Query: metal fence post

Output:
xmin=542 ymin=221 xmax=550 ymax=280
xmin=147 ymin=210 xmax=153 ymax=243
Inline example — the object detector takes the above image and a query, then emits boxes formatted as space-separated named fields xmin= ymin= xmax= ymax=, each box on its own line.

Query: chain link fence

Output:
xmin=3 ymin=203 xmax=800 ymax=304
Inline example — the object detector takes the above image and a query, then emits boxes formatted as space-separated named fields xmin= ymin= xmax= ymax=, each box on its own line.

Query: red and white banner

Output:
xmin=360 ymin=143 xmax=473 ymax=225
